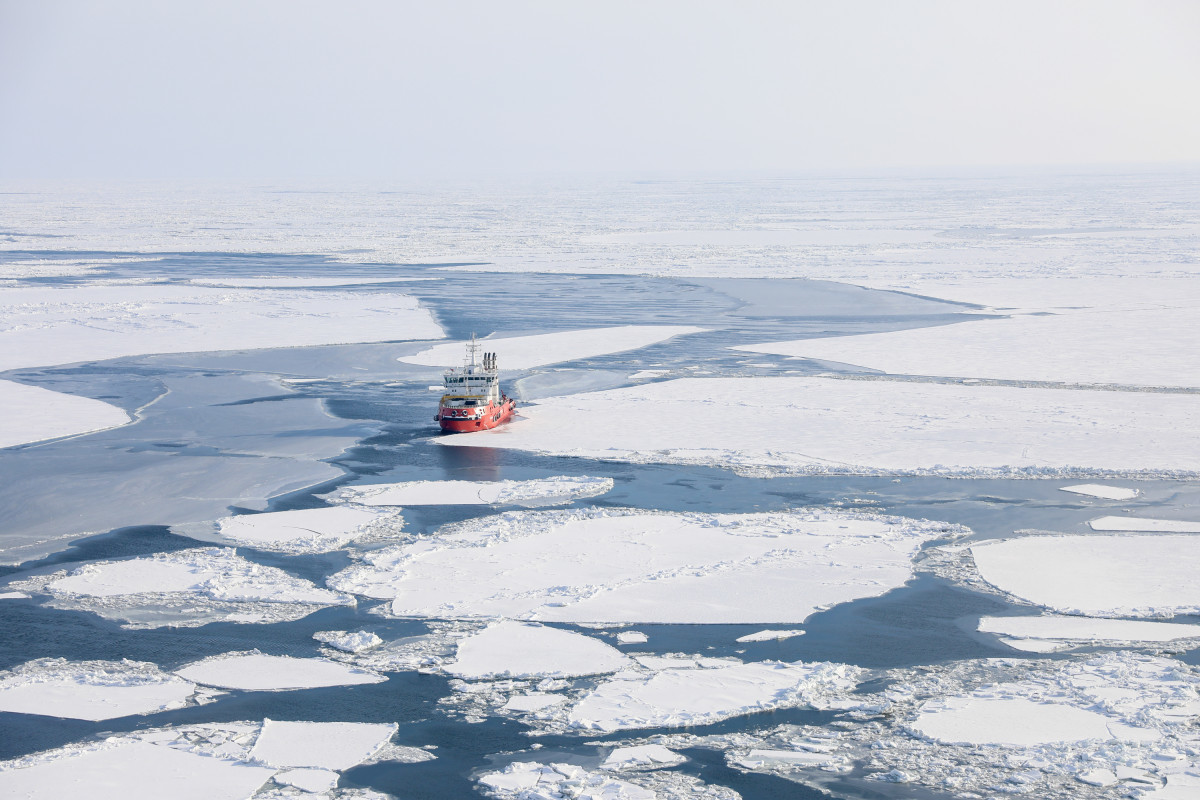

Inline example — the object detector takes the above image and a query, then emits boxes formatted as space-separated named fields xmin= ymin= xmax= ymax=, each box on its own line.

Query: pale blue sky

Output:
xmin=2 ymin=1 xmax=1198 ymax=180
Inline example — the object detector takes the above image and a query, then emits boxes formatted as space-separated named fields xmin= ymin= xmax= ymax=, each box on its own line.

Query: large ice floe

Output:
xmin=324 ymin=475 xmax=613 ymax=508
xmin=0 ymin=718 xmax=419 ymax=800
xmin=0 ymin=379 xmax=131 ymax=448
xmin=970 ymin=534 xmax=1200 ymax=618
xmin=174 ymin=652 xmax=385 ymax=691
xmin=396 ymin=326 xmax=703 ymax=370
xmin=565 ymin=659 xmax=861 ymax=733
xmin=13 ymin=547 xmax=354 ymax=628
xmin=0 ymin=283 xmax=443 ymax=371
xmin=181 ymin=506 xmax=399 ymax=554
xmin=0 ymin=658 xmax=196 ymax=721
xmin=979 ymin=615 xmax=1200 ymax=654
xmin=448 ymin=621 xmax=631 ymax=679
xmin=731 ymin=306 xmax=1200 ymax=388
xmin=438 ymin=377 xmax=1200 ymax=476
xmin=696 ymin=651 xmax=1200 ymax=799
xmin=1061 ymin=483 xmax=1140 ymax=501
xmin=1089 ymin=516 xmax=1200 ymax=533
xmin=327 ymin=507 xmax=961 ymax=623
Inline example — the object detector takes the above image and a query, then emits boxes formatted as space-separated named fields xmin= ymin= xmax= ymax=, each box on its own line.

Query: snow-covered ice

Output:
xmin=327 ymin=508 xmax=958 ymax=623
xmin=397 ymin=326 xmax=703 ymax=370
xmin=979 ymin=615 xmax=1200 ymax=649
xmin=0 ymin=739 xmax=276 ymax=800
xmin=30 ymin=547 xmax=354 ymax=628
xmin=617 ymin=631 xmax=649 ymax=645
xmin=971 ymin=534 xmax=1200 ymax=617
xmin=732 ymin=306 xmax=1200 ymax=388
xmin=0 ymin=283 xmax=443 ymax=371
xmin=174 ymin=652 xmax=385 ymax=691
xmin=448 ymin=622 xmax=631 ymax=679
xmin=601 ymin=744 xmax=686 ymax=770
xmin=439 ymin=377 xmax=1200 ymax=476
xmin=735 ymin=630 xmax=805 ymax=643
xmin=0 ymin=379 xmax=131 ymax=448
xmin=1059 ymin=484 xmax=1140 ymax=500
xmin=477 ymin=760 xmax=738 ymax=800
xmin=565 ymin=660 xmax=860 ymax=732
xmin=273 ymin=767 xmax=339 ymax=792
xmin=199 ymin=506 xmax=395 ymax=554
xmin=249 ymin=719 xmax=397 ymax=770
xmin=0 ymin=658 xmax=195 ymax=721
xmin=326 ymin=475 xmax=613 ymax=507
xmin=1089 ymin=516 xmax=1200 ymax=532
xmin=911 ymin=696 xmax=1140 ymax=746
xmin=313 ymin=630 xmax=384 ymax=653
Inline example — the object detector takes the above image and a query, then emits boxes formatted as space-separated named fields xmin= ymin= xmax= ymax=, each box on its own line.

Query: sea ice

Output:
xmin=396 ymin=326 xmax=703 ymax=370
xmin=911 ymin=696 xmax=1134 ymax=746
xmin=327 ymin=508 xmax=958 ymax=624
xmin=31 ymin=547 xmax=354 ymax=628
xmin=438 ymin=377 xmax=1200 ymax=476
xmin=979 ymin=615 xmax=1200 ymax=647
xmin=248 ymin=720 xmax=397 ymax=770
xmin=0 ymin=658 xmax=196 ymax=721
xmin=313 ymin=630 xmax=384 ymax=653
xmin=0 ymin=739 xmax=276 ymax=800
xmin=477 ymin=760 xmax=738 ymax=800
xmin=1059 ymin=484 xmax=1140 ymax=500
xmin=326 ymin=475 xmax=613 ymax=507
xmin=732 ymin=305 xmax=1200 ymax=388
xmin=447 ymin=621 xmax=631 ymax=679
xmin=1089 ymin=516 xmax=1200 ymax=532
xmin=199 ymin=506 xmax=395 ymax=554
xmin=0 ymin=283 xmax=443 ymax=371
xmin=174 ymin=652 xmax=385 ymax=691
xmin=273 ymin=767 xmax=339 ymax=792
xmin=0 ymin=379 xmax=131 ymax=448
xmin=601 ymin=744 xmax=686 ymax=770
xmin=735 ymin=630 xmax=805 ymax=643
xmin=617 ymin=631 xmax=649 ymax=645
xmin=971 ymin=534 xmax=1200 ymax=617
xmin=718 ymin=651 xmax=1200 ymax=799
xmin=565 ymin=660 xmax=861 ymax=733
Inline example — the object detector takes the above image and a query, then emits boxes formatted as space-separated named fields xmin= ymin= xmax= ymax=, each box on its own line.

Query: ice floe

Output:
xmin=21 ymin=547 xmax=354 ymax=628
xmin=601 ymin=744 xmax=686 ymax=770
xmin=249 ymin=719 xmax=397 ymax=770
xmin=439 ymin=377 xmax=1200 ymax=476
xmin=447 ymin=621 xmax=631 ymax=679
xmin=564 ymin=660 xmax=860 ymax=733
xmin=707 ymin=650 xmax=1200 ymax=799
xmin=971 ymin=534 xmax=1200 ymax=618
xmin=732 ymin=304 xmax=1200 ymax=388
xmin=174 ymin=652 xmax=385 ymax=691
xmin=0 ymin=717 xmax=421 ymax=800
xmin=0 ymin=658 xmax=196 ymax=721
xmin=0 ymin=284 xmax=443 ymax=371
xmin=0 ymin=379 xmax=132 ymax=448
xmin=0 ymin=739 xmax=276 ymax=800
xmin=327 ymin=508 xmax=960 ymax=624
xmin=1060 ymin=483 xmax=1140 ymax=500
xmin=396 ymin=326 xmax=703 ymax=370
xmin=325 ymin=475 xmax=613 ymax=507
xmin=735 ymin=629 xmax=805 ymax=643
xmin=1089 ymin=516 xmax=1200 ymax=533
xmin=478 ymin=760 xmax=739 ymax=800
xmin=313 ymin=630 xmax=384 ymax=653
xmin=980 ymin=615 xmax=1200 ymax=651
xmin=617 ymin=631 xmax=649 ymax=645
xmin=193 ymin=506 xmax=396 ymax=554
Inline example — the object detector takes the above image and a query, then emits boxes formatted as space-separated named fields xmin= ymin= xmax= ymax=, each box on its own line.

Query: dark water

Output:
xmin=1 ymin=253 xmax=1195 ymax=799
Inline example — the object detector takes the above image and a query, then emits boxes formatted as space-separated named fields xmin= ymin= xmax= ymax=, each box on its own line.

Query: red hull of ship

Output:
xmin=437 ymin=398 xmax=516 ymax=433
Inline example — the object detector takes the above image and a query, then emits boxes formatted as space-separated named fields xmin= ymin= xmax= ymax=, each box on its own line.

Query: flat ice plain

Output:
xmin=3 ymin=173 xmax=1200 ymax=800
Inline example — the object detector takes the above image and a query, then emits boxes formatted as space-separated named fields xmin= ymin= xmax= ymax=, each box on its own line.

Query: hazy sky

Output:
xmin=2 ymin=1 xmax=1198 ymax=180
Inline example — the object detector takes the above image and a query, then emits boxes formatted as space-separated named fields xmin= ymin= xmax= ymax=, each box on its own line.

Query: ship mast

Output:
xmin=466 ymin=333 xmax=479 ymax=370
